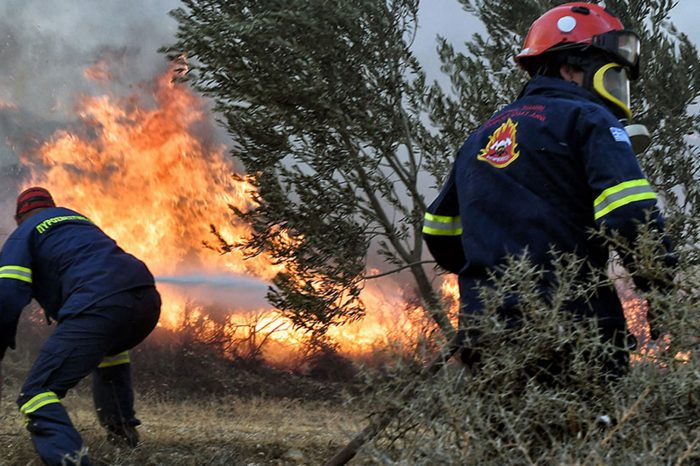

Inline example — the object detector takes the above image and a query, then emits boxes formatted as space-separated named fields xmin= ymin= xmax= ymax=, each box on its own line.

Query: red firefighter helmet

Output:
xmin=515 ymin=2 xmax=640 ymax=79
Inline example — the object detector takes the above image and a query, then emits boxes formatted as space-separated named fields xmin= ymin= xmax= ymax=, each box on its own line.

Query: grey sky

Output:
xmin=415 ymin=1 xmax=700 ymax=83
xmin=0 ymin=1 xmax=695 ymax=263
xmin=0 ymin=0 xmax=179 ymax=117
xmin=0 ymin=0 xmax=696 ymax=191
xmin=0 ymin=1 xmax=696 ymax=119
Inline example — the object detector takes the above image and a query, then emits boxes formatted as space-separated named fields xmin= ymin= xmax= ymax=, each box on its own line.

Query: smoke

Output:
xmin=0 ymin=0 xmax=180 ymax=118
xmin=0 ymin=0 xmax=183 ymax=195
xmin=0 ymin=0 xmax=215 ymax=234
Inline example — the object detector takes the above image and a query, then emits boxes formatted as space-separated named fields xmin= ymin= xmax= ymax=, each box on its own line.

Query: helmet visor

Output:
xmin=592 ymin=30 xmax=641 ymax=78
xmin=593 ymin=63 xmax=632 ymax=120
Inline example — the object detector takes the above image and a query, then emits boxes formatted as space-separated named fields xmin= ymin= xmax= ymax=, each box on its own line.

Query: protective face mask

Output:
xmin=592 ymin=63 xmax=631 ymax=120
xmin=590 ymin=62 xmax=650 ymax=154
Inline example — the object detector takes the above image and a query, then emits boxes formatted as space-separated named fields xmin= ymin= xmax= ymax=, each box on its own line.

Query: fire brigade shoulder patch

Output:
xmin=477 ymin=118 xmax=520 ymax=168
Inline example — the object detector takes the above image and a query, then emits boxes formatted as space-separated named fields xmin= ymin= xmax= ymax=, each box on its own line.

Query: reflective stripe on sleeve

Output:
xmin=594 ymin=179 xmax=657 ymax=221
xmin=20 ymin=391 xmax=60 ymax=415
xmin=422 ymin=213 xmax=463 ymax=236
xmin=98 ymin=351 xmax=130 ymax=368
xmin=0 ymin=265 xmax=32 ymax=283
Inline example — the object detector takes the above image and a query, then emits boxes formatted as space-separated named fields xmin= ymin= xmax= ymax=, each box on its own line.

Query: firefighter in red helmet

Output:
xmin=515 ymin=2 xmax=650 ymax=150
xmin=423 ymin=3 xmax=675 ymax=380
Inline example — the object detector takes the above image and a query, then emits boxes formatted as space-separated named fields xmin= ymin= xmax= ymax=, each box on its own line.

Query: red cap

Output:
xmin=16 ymin=187 xmax=56 ymax=217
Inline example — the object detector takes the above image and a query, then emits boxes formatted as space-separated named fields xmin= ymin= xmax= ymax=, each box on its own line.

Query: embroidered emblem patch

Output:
xmin=610 ymin=127 xmax=631 ymax=146
xmin=477 ymin=118 xmax=520 ymax=168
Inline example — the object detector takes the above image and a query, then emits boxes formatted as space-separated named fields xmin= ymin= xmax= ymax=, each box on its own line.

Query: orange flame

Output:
xmin=20 ymin=66 xmax=433 ymax=362
xmin=84 ymin=61 xmax=113 ymax=82
xmin=21 ymin=65 xmax=672 ymax=365
xmin=619 ymin=283 xmax=689 ymax=363
xmin=23 ymin=68 xmax=278 ymax=329
xmin=32 ymin=76 xmax=278 ymax=280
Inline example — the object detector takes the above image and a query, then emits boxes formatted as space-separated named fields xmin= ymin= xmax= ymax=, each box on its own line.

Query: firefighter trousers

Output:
xmin=17 ymin=286 xmax=161 ymax=466
xmin=456 ymin=277 xmax=631 ymax=382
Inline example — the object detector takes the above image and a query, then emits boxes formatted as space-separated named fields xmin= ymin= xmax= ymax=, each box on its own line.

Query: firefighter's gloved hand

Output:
xmin=646 ymin=301 xmax=665 ymax=341
xmin=638 ymin=276 xmax=676 ymax=342
xmin=460 ymin=346 xmax=482 ymax=369
xmin=0 ymin=339 xmax=14 ymax=362
xmin=648 ymin=321 xmax=661 ymax=341
xmin=0 ymin=342 xmax=9 ymax=361
xmin=458 ymin=328 xmax=483 ymax=370
xmin=0 ymin=327 xmax=16 ymax=361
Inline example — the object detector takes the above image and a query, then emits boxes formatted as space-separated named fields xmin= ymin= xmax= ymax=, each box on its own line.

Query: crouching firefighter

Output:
xmin=0 ymin=187 xmax=161 ymax=465
xmin=423 ymin=3 xmax=676 ymax=381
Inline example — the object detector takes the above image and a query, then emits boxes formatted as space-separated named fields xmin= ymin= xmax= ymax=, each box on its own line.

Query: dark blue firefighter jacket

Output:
xmin=423 ymin=76 xmax=673 ymax=322
xmin=0 ymin=207 xmax=155 ymax=355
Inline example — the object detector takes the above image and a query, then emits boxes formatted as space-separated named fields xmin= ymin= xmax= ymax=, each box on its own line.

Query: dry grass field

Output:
xmin=0 ymin=317 xmax=374 ymax=465
xmin=3 ymin=275 xmax=700 ymax=466
xmin=0 ymin=388 xmax=365 ymax=465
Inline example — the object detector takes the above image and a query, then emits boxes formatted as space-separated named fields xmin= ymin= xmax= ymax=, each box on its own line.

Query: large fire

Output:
xmin=19 ymin=65 xmax=439 ymax=363
xmin=14 ymin=64 xmax=673 ymax=366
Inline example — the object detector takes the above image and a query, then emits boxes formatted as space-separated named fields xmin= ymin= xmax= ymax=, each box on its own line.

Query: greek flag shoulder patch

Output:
xmin=610 ymin=127 xmax=631 ymax=146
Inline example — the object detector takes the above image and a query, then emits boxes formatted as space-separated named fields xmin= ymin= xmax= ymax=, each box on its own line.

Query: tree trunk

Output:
xmin=410 ymin=263 xmax=456 ymax=341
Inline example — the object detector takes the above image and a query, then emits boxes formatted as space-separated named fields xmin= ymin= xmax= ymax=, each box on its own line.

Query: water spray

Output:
xmin=155 ymin=273 xmax=269 ymax=290
xmin=154 ymin=272 xmax=272 ymax=312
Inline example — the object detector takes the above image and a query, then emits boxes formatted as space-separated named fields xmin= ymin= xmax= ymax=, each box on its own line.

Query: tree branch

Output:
xmin=363 ymin=260 xmax=437 ymax=280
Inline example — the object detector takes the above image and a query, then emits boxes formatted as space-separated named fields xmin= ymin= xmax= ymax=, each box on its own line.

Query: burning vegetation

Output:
xmin=1 ymin=0 xmax=698 ymax=461
xmin=3 ymin=61 xmax=683 ymax=371
xmin=14 ymin=65 xmax=454 ymax=366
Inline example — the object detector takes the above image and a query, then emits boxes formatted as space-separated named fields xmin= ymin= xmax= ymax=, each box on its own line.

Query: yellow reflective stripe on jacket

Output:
xmin=594 ymin=179 xmax=657 ymax=221
xmin=423 ymin=212 xmax=463 ymax=236
xmin=0 ymin=265 xmax=32 ymax=283
xmin=20 ymin=391 xmax=60 ymax=415
xmin=98 ymin=351 xmax=130 ymax=368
